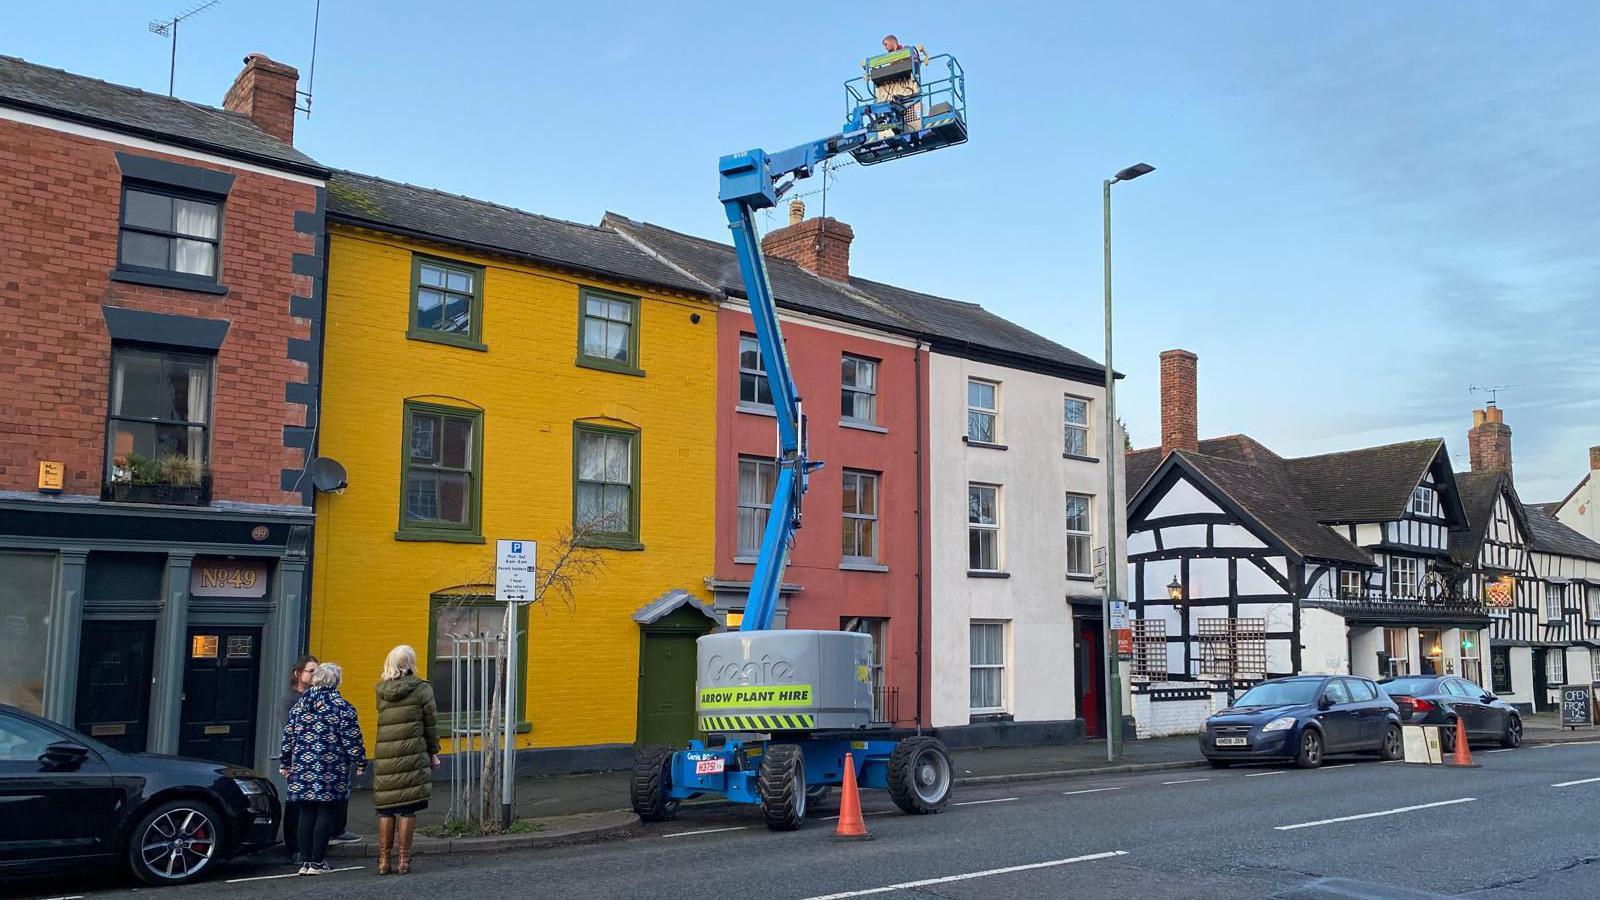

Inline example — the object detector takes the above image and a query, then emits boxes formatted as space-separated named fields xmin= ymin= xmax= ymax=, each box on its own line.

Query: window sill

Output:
xmin=577 ymin=536 xmax=645 ymax=551
xmin=395 ymin=530 xmax=486 ymax=544
xmin=840 ymin=420 xmax=888 ymax=434
xmin=962 ymin=437 xmax=1008 ymax=451
xmin=968 ymin=570 xmax=1011 ymax=579
xmin=737 ymin=404 xmax=777 ymax=418
xmin=1063 ymin=453 xmax=1101 ymax=463
xmin=576 ymin=356 xmax=645 ymax=377
xmin=1065 ymin=574 xmax=1096 ymax=583
xmin=111 ymin=268 xmax=228 ymax=296
xmin=408 ymin=329 xmax=488 ymax=352
xmin=733 ymin=555 xmax=760 ymax=565
xmin=840 ymin=561 xmax=889 ymax=573
xmin=968 ymin=711 xmax=1012 ymax=723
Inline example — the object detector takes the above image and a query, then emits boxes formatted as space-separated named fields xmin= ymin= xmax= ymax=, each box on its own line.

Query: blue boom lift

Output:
xmin=630 ymin=51 xmax=967 ymax=831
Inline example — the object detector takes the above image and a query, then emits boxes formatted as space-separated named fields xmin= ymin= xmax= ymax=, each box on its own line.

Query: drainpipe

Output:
xmin=913 ymin=341 xmax=926 ymax=731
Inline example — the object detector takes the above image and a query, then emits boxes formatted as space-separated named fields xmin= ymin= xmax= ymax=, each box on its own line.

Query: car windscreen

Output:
xmin=1380 ymin=677 xmax=1439 ymax=695
xmin=1234 ymin=680 xmax=1320 ymax=707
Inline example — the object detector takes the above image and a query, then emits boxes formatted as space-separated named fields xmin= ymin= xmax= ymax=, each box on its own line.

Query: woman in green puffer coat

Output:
xmin=372 ymin=645 xmax=440 ymax=875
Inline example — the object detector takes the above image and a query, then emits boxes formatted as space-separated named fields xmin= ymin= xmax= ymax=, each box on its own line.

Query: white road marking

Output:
xmin=1551 ymin=777 xmax=1600 ymax=788
xmin=226 ymin=866 xmax=364 ymax=882
xmin=1482 ymin=748 xmax=1516 ymax=753
xmin=1244 ymin=770 xmax=1285 ymax=777
xmin=953 ymin=797 xmax=1018 ymax=806
xmin=795 ymin=850 xmax=1130 ymax=899
xmin=1320 ymin=764 xmax=1355 ymax=770
xmin=662 ymin=825 xmax=748 ymax=838
xmin=1381 ymin=760 xmax=1404 ymax=764
xmin=1275 ymin=797 xmax=1476 ymax=831
xmin=1161 ymin=778 xmax=1209 ymax=785
xmin=1062 ymin=787 xmax=1124 ymax=795
xmin=1532 ymin=740 xmax=1600 ymax=748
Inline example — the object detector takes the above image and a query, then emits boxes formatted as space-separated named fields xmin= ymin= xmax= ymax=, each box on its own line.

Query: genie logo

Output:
xmin=706 ymin=653 xmax=795 ymax=686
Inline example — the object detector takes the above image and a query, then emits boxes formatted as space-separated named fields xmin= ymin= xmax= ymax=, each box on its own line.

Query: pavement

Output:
xmin=34 ymin=735 xmax=1600 ymax=899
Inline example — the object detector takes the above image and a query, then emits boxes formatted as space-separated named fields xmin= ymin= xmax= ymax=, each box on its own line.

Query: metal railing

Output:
xmin=444 ymin=626 xmax=507 ymax=824
xmin=870 ymin=685 xmax=899 ymax=725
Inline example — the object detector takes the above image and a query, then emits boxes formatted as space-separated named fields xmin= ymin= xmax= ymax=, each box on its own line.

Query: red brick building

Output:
xmin=0 ymin=53 xmax=328 ymax=771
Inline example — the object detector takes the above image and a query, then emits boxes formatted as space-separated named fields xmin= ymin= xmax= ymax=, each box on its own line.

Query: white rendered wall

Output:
xmin=927 ymin=353 xmax=1123 ymax=729
xmin=1300 ymin=608 xmax=1349 ymax=675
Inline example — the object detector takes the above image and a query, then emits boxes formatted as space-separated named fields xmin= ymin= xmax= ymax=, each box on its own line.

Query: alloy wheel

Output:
xmin=140 ymin=807 xmax=217 ymax=881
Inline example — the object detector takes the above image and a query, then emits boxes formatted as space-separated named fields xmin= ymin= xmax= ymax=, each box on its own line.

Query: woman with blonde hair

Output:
xmin=372 ymin=644 xmax=440 ymax=874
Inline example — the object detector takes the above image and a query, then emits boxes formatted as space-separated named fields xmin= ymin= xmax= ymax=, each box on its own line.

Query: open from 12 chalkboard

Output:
xmin=1560 ymin=685 xmax=1593 ymax=728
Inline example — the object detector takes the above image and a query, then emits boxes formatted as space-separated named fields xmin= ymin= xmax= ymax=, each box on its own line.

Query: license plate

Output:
xmin=1216 ymin=737 xmax=1248 ymax=747
xmin=694 ymin=758 xmax=725 ymax=775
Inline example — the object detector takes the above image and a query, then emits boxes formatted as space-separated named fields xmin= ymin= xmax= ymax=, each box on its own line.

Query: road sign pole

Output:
xmin=494 ymin=539 xmax=536 ymax=831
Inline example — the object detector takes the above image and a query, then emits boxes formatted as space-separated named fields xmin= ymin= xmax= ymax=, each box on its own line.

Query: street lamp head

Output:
xmin=1166 ymin=576 xmax=1185 ymax=605
xmin=1112 ymin=162 xmax=1155 ymax=183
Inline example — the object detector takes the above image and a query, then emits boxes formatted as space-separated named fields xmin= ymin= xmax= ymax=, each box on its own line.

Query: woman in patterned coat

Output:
xmin=279 ymin=662 xmax=366 ymax=875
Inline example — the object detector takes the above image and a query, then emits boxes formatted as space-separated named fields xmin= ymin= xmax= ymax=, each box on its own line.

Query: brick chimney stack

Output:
xmin=760 ymin=204 xmax=854 ymax=283
xmin=1160 ymin=349 xmax=1199 ymax=456
xmin=1589 ymin=445 xmax=1600 ymax=472
xmin=1468 ymin=404 xmax=1513 ymax=478
xmin=223 ymin=53 xmax=299 ymax=145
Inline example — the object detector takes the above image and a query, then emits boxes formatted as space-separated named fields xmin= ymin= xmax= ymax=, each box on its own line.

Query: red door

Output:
xmin=1076 ymin=618 xmax=1105 ymax=738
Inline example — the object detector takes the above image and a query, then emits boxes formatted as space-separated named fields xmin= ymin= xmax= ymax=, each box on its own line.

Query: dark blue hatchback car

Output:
xmin=1201 ymin=675 xmax=1403 ymax=768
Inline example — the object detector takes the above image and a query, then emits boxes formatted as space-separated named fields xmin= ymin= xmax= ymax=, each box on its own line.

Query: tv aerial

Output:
xmin=148 ymin=0 xmax=221 ymax=97
xmin=1469 ymin=384 xmax=1515 ymax=407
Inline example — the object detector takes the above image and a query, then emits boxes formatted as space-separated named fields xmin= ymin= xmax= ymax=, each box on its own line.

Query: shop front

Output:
xmin=0 ymin=497 xmax=310 ymax=773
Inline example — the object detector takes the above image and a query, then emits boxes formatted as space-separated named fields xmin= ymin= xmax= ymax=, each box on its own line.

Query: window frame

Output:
xmin=735 ymin=455 xmax=777 ymax=560
xmin=1548 ymin=649 xmax=1566 ymax=685
xmin=1064 ymin=492 xmax=1093 ymax=577
xmin=1458 ymin=630 xmax=1482 ymax=685
xmin=1409 ymin=486 xmax=1437 ymax=519
xmin=966 ymin=378 xmax=1000 ymax=444
xmin=738 ymin=334 xmax=774 ymax=411
xmin=426 ymin=592 xmax=529 ymax=731
xmin=1339 ymin=569 xmax=1365 ymax=600
xmin=969 ymin=620 xmax=1007 ymax=714
xmin=396 ymin=401 xmax=484 ymax=543
xmin=967 ymin=483 xmax=1001 ymax=574
xmin=840 ymin=354 xmax=880 ymax=426
xmin=1592 ymin=649 xmax=1600 ymax=685
xmin=1546 ymin=583 xmax=1566 ymax=621
xmin=1388 ymin=555 xmax=1421 ymax=599
xmin=1383 ymin=627 xmax=1410 ymax=677
xmin=576 ymin=287 xmax=643 ymax=375
xmin=115 ymin=182 xmax=225 ymax=291
xmin=407 ymin=254 xmax=487 ymax=351
xmin=1063 ymin=395 xmax=1091 ymax=459
xmin=1587 ymin=585 xmax=1600 ymax=623
xmin=104 ymin=344 xmax=215 ymax=487
xmin=572 ymin=422 xmax=643 ymax=550
xmin=841 ymin=469 xmax=881 ymax=566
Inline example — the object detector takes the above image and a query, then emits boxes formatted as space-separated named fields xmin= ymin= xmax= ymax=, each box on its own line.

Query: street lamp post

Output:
xmin=1101 ymin=162 xmax=1154 ymax=762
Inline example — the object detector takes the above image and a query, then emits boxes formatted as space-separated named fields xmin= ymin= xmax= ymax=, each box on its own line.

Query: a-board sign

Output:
xmin=1560 ymin=685 xmax=1593 ymax=729
xmin=495 ymin=539 xmax=537 ymax=603
xmin=1402 ymin=725 xmax=1444 ymax=764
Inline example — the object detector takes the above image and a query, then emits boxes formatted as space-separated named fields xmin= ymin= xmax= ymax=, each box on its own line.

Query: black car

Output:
xmin=1202 ymin=675 xmax=1403 ymax=768
xmin=0 ymin=703 xmax=280 ymax=886
xmin=1378 ymin=675 xmax=1523 ymax=750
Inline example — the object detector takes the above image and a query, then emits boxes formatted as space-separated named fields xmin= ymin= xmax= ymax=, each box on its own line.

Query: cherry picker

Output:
xmin=630 ymin=50 xmax=967 ymax=831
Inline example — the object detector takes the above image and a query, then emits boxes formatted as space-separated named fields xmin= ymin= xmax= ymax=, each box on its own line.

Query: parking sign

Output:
xmin=496 ymin=539 xmax=536 ymax=603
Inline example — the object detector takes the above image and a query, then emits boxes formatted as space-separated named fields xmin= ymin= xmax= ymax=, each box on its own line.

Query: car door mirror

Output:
xmin=1316 ymin=695 xmax=1334 ymax=710
xmin=1480 ymin=693 xmax=1495 ymax=703
xmin=39 ymin=740 xmax=90 ymax=771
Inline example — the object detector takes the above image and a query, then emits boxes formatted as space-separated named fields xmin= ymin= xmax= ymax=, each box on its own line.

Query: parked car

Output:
xmin=1378 ymin=675 xmax=1522 ymax=750
xmin=1201 ymin=675 xmax=1403 ymax=768
xmin=0 ymin=703 xmax=280 ymax=886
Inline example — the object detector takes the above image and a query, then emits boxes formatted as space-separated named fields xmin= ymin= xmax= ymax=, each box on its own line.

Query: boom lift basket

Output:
xmin=845 ymin=53 xmax=967 ymax=165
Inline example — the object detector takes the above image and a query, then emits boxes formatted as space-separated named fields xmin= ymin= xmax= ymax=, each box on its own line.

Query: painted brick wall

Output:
xmin=312 ymin=228 xmax=718 ymax=752
xmin=0 ymin=116 xmax=315 ymax=505
xmin=714 ymin=306 xmax=923 ymax=725
xmin=1131 ymin=684 xmax=1225 ymax=738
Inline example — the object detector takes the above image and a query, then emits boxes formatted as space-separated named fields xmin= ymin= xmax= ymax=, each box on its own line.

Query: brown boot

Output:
xmin=395 ymin=815 xmax=415 ymax=875
xmin=376 ymin=816 xmax=394 ymax=875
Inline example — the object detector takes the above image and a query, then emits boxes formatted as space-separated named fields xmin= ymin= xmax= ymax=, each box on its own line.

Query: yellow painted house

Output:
xmin=312 ymin=170 xmax=720 ymax=770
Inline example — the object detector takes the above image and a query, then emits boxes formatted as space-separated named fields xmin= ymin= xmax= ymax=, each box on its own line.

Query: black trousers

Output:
xmin=282 ymin=801 xmax=301 ymax=852
xmin=296 ymin=799 xmax=347 ymax=865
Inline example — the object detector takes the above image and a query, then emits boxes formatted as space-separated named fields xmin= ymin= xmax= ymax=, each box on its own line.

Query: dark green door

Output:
xmin=74 ymin=620 xmax=156 ymax=753
xmin=179 ymin=628 xmax=261 ymax=766
xmin=637 ymin=630 xmax=699 ymax=748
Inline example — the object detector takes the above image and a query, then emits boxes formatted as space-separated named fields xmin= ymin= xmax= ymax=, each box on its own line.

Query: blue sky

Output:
xmin=13 ymin=2 xmax=1598 ymax=499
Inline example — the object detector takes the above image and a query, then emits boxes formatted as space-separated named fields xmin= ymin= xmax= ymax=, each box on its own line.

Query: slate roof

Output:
xmin=1524 ymin=505 xmax=1600 ymax=563
xmin=1129 ymin=435 xmax=1458 ymax=567
xmin=0 ymin=55 xmax=324 ymax=175
xmin=1449 ymin=471 xmax=1514 ymax=565
xmin=632 ymin=589 xmax=718 ymax=625
xmin=1530 ymin=502 xmax=1563 ymax=517
xmin=326 ymin=172 xmax=711 ymax=296
xmin=604 ymin=215 xmax=1107 ymax=381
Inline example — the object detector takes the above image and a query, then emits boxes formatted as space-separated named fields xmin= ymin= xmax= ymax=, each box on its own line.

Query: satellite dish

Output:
xmin=310 ymin=457 xmax=348 ymax=493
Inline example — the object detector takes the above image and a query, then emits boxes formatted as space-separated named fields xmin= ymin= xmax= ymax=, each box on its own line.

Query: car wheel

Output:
xmin=1294 ymin=729 xmax=1323 ymax=769
xmin=1380 ymin=724 xmax=1404 ymax=761
xmin=128 ymin=799 xmax=223 ymax=886
xmin=1439 ymin=720 xmax=1457 ymax=754
xmin=1501 ymin=715 xmax=1523 ymax=749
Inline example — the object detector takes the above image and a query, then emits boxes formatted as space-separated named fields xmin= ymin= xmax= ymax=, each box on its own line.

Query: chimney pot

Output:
xmin=1159 ymin=349 xmax=1199 ymax=456
xmin=1468 ymin=405 xmax=1513 ymax=479
xmin=788 ymin=199 xmax=805 ymax=225
xmin=223 ymin=53 xmax=299 ymax=145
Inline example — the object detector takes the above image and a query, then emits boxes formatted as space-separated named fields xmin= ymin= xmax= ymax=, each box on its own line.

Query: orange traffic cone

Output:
xmin=1449 ymin=717 xmax=1479 ymax=768
xmin=833 ymin=752 xmax=871 ymax=841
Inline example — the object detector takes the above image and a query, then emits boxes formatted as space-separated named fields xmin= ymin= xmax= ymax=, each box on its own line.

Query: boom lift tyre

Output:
xmin=886 ymin=736 xmax=953 ymax=815
xmin=630 ymin=745 xmax=680 ymax=822
xmin=758 ymin=744 xmax=807 ymax=831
